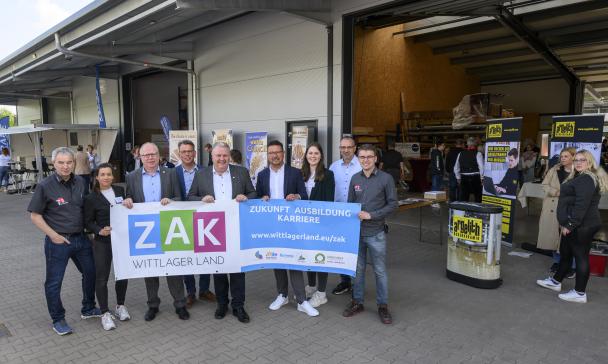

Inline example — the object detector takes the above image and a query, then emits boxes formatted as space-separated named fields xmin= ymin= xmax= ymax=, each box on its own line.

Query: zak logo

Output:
xmin=128 ymin=210 xmax=226 ymax=256
xmin=554 ymin=121 xmax=575 ymax=137
xmin=487 ymin=124 xmax=502 ymax=139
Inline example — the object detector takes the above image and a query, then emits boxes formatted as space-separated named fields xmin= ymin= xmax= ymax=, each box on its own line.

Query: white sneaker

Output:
xmin=115 ymin=305 xmax=131 ymax=321
xmin=558 ymin=289 xmax=587 ymax=303
xmin=268 ymin=294 xmax=289 ymax=310
xmin=305 ymin=285 xmax=317 ymax=299
xmin=536 ymin=277 xmax=561 ymax=292
xmin=308 ymin=291 xmax=328 ymax=308
xmin=297 ymin=300 xmax=319 ymax=317
xmin=101 ymin=312 xmax=116 ymax=331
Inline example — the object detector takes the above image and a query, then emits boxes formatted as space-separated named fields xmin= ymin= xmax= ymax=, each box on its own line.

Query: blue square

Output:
xmin=128 ymin=214 xmax=162 ymax=256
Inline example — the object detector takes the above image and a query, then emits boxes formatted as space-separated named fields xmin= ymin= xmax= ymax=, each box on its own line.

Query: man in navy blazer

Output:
xmin=174 ymin=140 xmax=216 ymax=308
xmin=255 ymin=140 xmax=319 ymax=317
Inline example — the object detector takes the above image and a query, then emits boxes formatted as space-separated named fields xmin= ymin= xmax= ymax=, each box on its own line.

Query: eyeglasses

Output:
xmin=140 ymin=153 xmax=158 ymax=159
xmin=358 ymin=155 xmax=375 ymax=160
xmin=573 ymin=158 xmax=587 ymax=163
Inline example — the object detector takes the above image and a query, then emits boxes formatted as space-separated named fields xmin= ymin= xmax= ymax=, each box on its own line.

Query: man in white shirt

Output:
xmin=329 ymin=136 xmax=361 ymax=295
xmin=454 ymin=137 xmax=484 ymax=202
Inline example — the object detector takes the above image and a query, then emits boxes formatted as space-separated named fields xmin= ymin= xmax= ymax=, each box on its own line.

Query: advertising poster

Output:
xmin=481 ymin=117 xmax=522 ymax=246
xmin=290 ymin=126 xmax=308 ymax=168
xmin=111 ymin=200 xmax=361 ymax=280
xmin=212 ymin=129 xmax=234 ymax=149
xmin=245 ymin=132 xmax=268 ymax=185
xmin=169 ymin=130 xmax=198 ymax=165
xmin=548 ymin=114 xmax=604 ymax=168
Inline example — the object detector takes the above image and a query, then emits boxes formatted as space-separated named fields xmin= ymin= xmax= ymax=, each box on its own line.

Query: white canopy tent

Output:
xmin=1 ymin=124 xmax=118 ymax=182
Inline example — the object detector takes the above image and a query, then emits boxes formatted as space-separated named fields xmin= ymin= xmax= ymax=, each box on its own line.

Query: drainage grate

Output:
xmin=0 ymin=323 xmax=11 ymax=338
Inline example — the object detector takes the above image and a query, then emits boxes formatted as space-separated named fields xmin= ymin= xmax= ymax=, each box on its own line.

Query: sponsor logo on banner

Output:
xmin=487 ymin=123 xmax=502 ymax=138
xmin=266 ymin=251 xmax=278 ymax=259
xmin=255 ymin=251 xmax=263 ymax=259
xmin=314 ymin=253 xmax=326 ymax=264
xmin=452 ymin=216 xmax=483 ymax=243
xmin=554 ymin=121 xmax=575 ymax=137
xmin=128 ymin=211 xmax=226 ymax=256
xmin=298 ymin=254 xmax=306 ymax=262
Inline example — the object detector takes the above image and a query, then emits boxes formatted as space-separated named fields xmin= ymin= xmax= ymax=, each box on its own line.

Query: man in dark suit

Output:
xmin=256 ymin=140 xmax=318 ymax=317
xmin=122 ymin=142 xmax=190 ymax=321
xmin=188 ymin=142 xmax=256 ymax=323
xmin=175 ymin=140 xmax=216 ymax=308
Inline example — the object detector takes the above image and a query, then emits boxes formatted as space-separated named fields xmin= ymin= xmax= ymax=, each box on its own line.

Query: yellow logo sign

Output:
xmin=554 ymin=121 xmax=575 ymax=137
xmin=487 ymin=124 xmax=502 ymax=138
xmin=452 ymin=215 xmax=483 ymax=243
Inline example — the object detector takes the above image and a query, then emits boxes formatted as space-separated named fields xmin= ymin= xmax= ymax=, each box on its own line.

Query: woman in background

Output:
xmin=301 ymin=143 xmax=335 ymax=308
xmin=536 ymin=151 xmax=608 ymax=303
xmin=0 ymin=147 xmax=10 ymax=192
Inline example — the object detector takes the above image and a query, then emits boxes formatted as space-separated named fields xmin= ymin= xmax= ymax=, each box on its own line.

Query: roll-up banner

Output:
xmin=481 ymin=117 xmax=522 ymax=246
xmin=290 ymin=126 xmax=308 ymax=168
xmin=169 ymin=130 xmax=198 ymax=165
xmin=212 ymin=129 xmax=234 ymax=149
xmin=245 ymin=132 xmax=268 ymax=186
xmin=548 ymin=114 xmax=604 ymax=168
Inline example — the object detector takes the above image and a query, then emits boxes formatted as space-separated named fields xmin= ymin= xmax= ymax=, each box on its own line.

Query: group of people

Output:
xmin=28 ymin=135 xmax=398 ymax=336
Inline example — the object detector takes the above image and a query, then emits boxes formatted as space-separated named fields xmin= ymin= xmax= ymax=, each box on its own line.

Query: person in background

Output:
xmin=256 ymin=140 xmax=317 ymax=317
xmin=230 ymin=149 xmax=243 ymax=166
xmin=74 ymin=145 xmax=91 ymax=191
xmin=454 ymin=137 xmax=484 ymax=202
xmin=381 ymin=144 xmax=405 ymax=187
xmin=430 ymin=140 xmax=445 ymax=191
xmin=521 ymin=143 xmax=538 ymax=183
xmin=445 ymin=139 xmax=464 ymax=201
xmin=188 ymin=142 xmax=256 ymax=323
xmin=28 ymin=147 xmax=101 ymax=335
xmin=84 ymin=163 xmax=130 ymax=331
xmin=536 ymin=150 xmax=608 ymax=303
xmin=536 ymin=147 xmax=576 ymax=275
xmin=342 ymin=144 xmax=397 ymax=324
xmin=122 ymin=142 xmax=189 ymax=321
xmin=301 ymin=143 xmax=335 ymax=308
xmin=204 ymin=143 xmax=213 ymax=166
xmin=160 ymin=156 xmax=175 ymax=168
xmin=87 ymin=145 xmax=101 ymax=189
xmin=0 ymin=147 xmax=10 ymax=192
xmin=176 ymin=140 xmax=216 ymax=309
xmin=329 ymin=136 xmax=361 ymax=296
xmin=125 ymin=145 xmax=140 ymax=173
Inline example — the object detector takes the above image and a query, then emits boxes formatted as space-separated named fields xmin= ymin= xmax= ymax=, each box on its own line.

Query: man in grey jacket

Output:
xmin=342 ymin=144 xmax=397 ymax=324
xmin=122 ymin=142 xmax=189 ymax=321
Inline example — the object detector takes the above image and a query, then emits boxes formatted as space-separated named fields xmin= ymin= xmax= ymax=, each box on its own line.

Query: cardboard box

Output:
xmin=424 ymin=191 xmax=446 ymax=200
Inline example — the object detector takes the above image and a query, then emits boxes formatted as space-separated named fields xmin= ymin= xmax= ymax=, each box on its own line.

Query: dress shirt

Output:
xmin=329 ymin=157 xmax=362 ymax=202
xmin=453 ymin=151 xmax=484 ymax=180
xmin=269 ymin=164 xmax=285 ymax=199
xmin=182 ymin=165 xmax=198 ymax=194
xmin=142 ymin=168 xmax=161 ymax=202
xmin=213 ymin=167 xmax=232 ymax=201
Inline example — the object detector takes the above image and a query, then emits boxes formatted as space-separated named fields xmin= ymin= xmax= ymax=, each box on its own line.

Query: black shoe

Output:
xmin=342 ymin=300 xmax=364 ymax=317
xmin=215 ymin=305 xmax=228 ymax=319
xmin=144 ymin=307 xmax=159 ymax=321
xmin=176 ymin=307 xmax=190 ymax=320
xmin=332 ymin=281 xmax=352 ymax=295
xmin=549 ymin=263 xmax=559 ymax=274
xmin=232 ymin=307 xmax=250 ymax=323
xmin=378 ymin=304 xmax=392 ymax=324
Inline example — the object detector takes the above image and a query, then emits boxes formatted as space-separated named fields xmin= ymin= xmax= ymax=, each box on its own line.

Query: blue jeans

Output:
xmin=0 ymin=166 xmax=9 ymax=187
xmin=183 ymin=274 xmax=211 ymax=297
xmin=552 ymin=252 xmax=576 ymax=268
xmin=44 ymin=233 xmax=96 ymax=323
xmin=431 ymin=174 xmax=443 ymax=191
xmin=448 ymin=173 xmax=459 ymax=201
xmin=353 ymin=231 xmax=388 ymax=305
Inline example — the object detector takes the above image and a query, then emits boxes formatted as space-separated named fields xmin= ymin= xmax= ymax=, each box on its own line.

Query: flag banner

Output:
xmin=0 ymin=116 xmax=9 ymax=149
xmin=95 ymin=65 xmax=106 ymax=128
xmin=160 ymin=116 xmax=172 ymax=142
xmin=111 ymin=200 xmax=361 ymax=280
xmin=548 ymin=114 xmax=604 ymax=168
xmin=481 ymin=117 xmax=522 ymax=246
xmin=245 ymin=131 xmax=267 ymax=185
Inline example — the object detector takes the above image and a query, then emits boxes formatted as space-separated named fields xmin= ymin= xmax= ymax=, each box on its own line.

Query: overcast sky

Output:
xmin=0 ymin=0 xmax=93 ymax=60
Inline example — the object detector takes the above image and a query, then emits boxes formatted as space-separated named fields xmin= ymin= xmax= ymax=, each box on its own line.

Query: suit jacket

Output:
xmin=256 ymin=164 xmax=308 ymax=199
xmin=188 ymin=164 xmax=256 ymax=200
xmin=175 ymin=164 xmax=201 ymax=201
xmin=125 ymin=166 xmax=182 ymax=203
xmin=84 ymin=185 xmax=125 ymax=242
xmin=308 ymin=168 xmax=335 ymax=202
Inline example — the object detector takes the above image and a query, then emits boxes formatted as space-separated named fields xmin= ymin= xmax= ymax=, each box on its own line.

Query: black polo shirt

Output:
xmin=27 ymin=173 xmax=87 ymax=234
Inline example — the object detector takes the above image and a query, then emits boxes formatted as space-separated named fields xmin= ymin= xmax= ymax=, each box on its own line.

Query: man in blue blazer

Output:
xmin=175 ymin=140 xmax=216 ymax=308
xmin=256 ymin=140 xmax=318 ymax=317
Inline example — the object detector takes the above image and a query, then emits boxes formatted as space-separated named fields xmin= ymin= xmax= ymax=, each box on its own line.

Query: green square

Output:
xmin=160 ymin=210 xmax=195 ymax=251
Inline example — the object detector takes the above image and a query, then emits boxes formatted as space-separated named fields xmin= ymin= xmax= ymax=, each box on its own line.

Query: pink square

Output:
xmin=193 ymin=212 xmax=226 ymax=253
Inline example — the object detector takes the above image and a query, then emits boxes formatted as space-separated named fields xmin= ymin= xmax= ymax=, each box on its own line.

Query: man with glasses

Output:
xmin=342 ymin=144 xmax=397 ymax=324
xmin=175 ymin=140 xmax=216 ymax=309
xmin=122 ymin=142 xmax=189 ymax=321
xmin=329 ymin=136 xmax=361 ymax=295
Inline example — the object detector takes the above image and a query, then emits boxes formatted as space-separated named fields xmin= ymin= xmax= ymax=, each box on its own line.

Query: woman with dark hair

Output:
xmin=301 ymin=142 xmax=335 ymax=308
xmin=230 ymin=149 xmax=243 ymax=166
xmin=536 ymin=150 xmax=608 ymax=303
xmin=84 ymin=163 xmax=130 ymax=330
